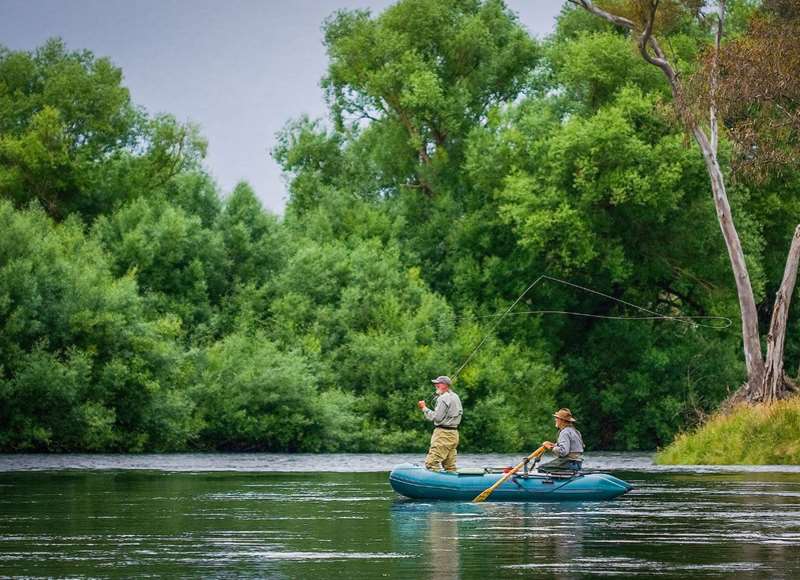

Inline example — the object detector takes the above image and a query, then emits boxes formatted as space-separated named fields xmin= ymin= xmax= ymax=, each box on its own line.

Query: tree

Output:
xmin=0 ymin=39 xmax=206 ymax=221
xmin=92 ymin=196 xmax=228 ymax=332
xmin=569 ymin=0 xmax=800 ymax=402
xmin=217 ymin=182 xmax=286 ymax=286
xmin=0 ymin=201 xmax=195 ymax=451
xmin=312 ymin=0 xmax=544 ymax=298
xmin=322 ymin=0 xmax=539 ymax=196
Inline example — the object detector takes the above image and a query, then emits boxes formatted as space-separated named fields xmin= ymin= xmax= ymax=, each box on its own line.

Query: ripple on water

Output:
xmin=3 ymin=458 xmax=800 ymax=577
xmin=504 ymin=557 xmax=765 ymax=575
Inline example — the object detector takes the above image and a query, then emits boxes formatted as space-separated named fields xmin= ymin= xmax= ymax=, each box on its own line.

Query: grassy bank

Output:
xmin=656 ymin=397 xmax=800 ymax=464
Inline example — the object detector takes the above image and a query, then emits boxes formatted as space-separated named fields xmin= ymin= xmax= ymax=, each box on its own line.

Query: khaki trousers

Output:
xmin=425 ymin=427 xmax=459 ymax=471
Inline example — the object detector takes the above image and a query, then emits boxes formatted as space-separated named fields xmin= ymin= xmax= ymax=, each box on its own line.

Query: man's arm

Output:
xmin=552 ymin=430 xmax=571 ymax=457
xmin=422 ymin=397 xmax=449 ymax=423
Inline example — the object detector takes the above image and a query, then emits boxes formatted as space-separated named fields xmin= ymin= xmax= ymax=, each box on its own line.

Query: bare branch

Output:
xmin=710 ymin=1 xmax=726 ymax=156
xmin=566 ymin=0 xmax=637 ymax=31
xmin=637 ymin=1 xmax=683 ymax=93
xmin=638 ymin=1 xmax=660 ymax=67
xmin=569 ymin=1 xmax=684 ymax=120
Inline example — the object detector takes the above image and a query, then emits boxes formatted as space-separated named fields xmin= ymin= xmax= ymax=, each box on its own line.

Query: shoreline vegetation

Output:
xmin=657 ymin=397 xmax=800 ymax=465
xmin=2 ymin=1 xmax=800 ymax=460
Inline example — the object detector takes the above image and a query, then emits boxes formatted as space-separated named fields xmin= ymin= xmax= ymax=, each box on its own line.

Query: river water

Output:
xmin=1 ymin=453 xmax=799 ymax=578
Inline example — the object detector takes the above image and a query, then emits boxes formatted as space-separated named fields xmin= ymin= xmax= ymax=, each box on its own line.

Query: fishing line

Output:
xmin=437 ymin=310 xmax=731 ymax=330
xmin=451 ymin=275 xmax=545 ymax=379
xmin=449 ymin=274 xmax=732 ymax=381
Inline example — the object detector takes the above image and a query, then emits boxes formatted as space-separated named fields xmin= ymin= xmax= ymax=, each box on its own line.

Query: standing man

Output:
xmin=540 ymin=408 xmax=584 ymax=472
xmin=418 ymin=375 xmax=463 ymax=472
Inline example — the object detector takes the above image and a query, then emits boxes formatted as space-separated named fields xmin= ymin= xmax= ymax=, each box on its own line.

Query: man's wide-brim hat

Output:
xmin=553 ymin=408 xmax=577 ymax=422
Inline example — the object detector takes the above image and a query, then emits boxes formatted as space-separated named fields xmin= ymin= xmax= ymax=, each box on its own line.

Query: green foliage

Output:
xmin=657 ymin=398 xmax=800 ymax=464
xmin=0 ymin=201 xmax=194 ymax=451
xmin=92 ymin=195 xmax=228 ymax=331
xmin=2 ymin=0 xmax=797 ymax=455
xmin=548 ymin=32 xmax=666 ymax=110
xmin=0 ymin=39 xmax=205 ymax=220
xmin=564 ymin=322 xmax=743 ymax=449
xmin=323 ymin=0 xmax=538 ymax=132
xmin=322 ymin=0 xmax=539 ymax=196
xmin=262 ymin=233 xmax=561 ymax=451
xmin=192 ymin=332 xmax=359 ymax=451
xmin=496 ymin=86 xmax=722 ymax=282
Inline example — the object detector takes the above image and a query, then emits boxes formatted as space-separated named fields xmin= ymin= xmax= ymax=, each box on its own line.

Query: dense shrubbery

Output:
xmin=0 ymin=202 xmax=192 ymax=451
xmin=1 ymin=2 xmax=798 ymax=452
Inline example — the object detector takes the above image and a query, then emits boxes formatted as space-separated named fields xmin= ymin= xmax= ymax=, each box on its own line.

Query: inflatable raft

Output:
xmin=389 ymin=463 xmax=633 ymax=502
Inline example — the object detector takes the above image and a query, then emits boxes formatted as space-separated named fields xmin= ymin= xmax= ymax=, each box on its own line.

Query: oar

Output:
xmin=473 ymin=445 xmax=548 ymax=503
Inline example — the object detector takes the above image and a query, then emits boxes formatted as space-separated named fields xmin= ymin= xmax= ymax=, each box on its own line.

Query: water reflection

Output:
xmin=2 ymin=467 xmax=800 ymax=577
xmin=388 ymin=473 xmax=800 ymax=578
xmin=391 ymin=502 xmax=468 ymax=579
xmin=391 ymin=501 xmax=596 ymax=579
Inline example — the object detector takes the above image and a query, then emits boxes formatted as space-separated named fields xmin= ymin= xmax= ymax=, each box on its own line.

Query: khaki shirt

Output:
xmin=423 ymin=390 xmax=463 ymax=428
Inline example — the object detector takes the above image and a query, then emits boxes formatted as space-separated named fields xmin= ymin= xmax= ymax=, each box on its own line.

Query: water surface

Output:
xmin=1 ymin=453 xmax=799 ymax=578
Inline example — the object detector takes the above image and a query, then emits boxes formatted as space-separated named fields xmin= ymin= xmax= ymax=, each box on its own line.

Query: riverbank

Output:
xmin=657 ymin=397 xmax=800 ymax=464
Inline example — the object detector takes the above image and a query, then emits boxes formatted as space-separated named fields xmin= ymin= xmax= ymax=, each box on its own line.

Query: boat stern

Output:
xmin=590 ymin=473 xmax=634 ymax=498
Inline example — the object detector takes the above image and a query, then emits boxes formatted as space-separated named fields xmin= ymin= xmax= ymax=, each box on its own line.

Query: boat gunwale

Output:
xmin=389 ymin=465 xmax=633 ymax=501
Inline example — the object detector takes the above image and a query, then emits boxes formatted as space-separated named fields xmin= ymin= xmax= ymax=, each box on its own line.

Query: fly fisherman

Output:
xmin=417 ymin=376 xmax=463 ymax=471
xmin=539 ymin=408 xmax=584 ymax=472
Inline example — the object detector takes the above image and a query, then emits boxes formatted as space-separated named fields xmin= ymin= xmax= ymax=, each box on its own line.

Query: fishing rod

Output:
xmin=449 ymin=274 xmax=732 ymax=381
xmin=450 ymin=275 xmax=546 ymax=380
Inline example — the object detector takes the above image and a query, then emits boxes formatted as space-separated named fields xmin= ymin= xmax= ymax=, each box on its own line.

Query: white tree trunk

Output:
xmin=761 ymin=225 xmax=800 ymax=401
xmin=690 ymin=127 xmax=765 ymax=390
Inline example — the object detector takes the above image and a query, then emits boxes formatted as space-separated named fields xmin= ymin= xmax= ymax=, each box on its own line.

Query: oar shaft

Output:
xmin=473 ymin=445 xmax=547 ymax=503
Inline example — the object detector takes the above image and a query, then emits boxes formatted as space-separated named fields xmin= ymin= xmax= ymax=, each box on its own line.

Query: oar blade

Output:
xmin=472 ymin=445 xmax=547 ymax=503
xmin=474 ymin=485 xmax=496 ymax=502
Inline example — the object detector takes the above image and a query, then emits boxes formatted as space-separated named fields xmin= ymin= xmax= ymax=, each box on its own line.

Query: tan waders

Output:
xmin=424 ymin=427 xmax=459 ymax=471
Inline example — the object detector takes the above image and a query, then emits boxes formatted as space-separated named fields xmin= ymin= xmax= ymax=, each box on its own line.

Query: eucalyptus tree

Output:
xmin=570 ymin=0 xmax=800 ymax=402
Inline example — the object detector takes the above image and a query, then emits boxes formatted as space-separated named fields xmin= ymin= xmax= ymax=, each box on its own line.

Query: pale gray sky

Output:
xmin=0 ymin=0 xmax=564 ymax=213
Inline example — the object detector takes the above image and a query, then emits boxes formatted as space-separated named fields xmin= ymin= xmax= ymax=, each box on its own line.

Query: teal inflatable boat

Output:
xmin=389 ymin=464 xmax=633 ymax=502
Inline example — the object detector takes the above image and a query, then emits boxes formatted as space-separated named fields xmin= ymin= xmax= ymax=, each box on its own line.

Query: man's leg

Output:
xmin=537 ymin=456 xmax=574 ymax=472
xmin=425 ymin=429 xmax=447 ymax=470
xmin=441 ymin=431 xmax=459 ymax=472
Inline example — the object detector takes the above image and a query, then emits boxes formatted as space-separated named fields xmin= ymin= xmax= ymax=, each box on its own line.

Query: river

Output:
xmin=1 ymin=453 xmax=799 ymax=578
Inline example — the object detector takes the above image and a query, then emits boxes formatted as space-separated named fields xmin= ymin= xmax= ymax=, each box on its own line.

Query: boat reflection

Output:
xmin=390 ymin=500 xmax=589 ymax=579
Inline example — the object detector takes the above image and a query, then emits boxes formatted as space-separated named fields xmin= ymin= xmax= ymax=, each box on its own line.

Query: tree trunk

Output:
xmin=569 ymin=0 xmax=767 ymax=390
xmin=690 ymin=127 xmax=765 ymax=390
xmin=760 ymin=225 xmax=800 ymax=402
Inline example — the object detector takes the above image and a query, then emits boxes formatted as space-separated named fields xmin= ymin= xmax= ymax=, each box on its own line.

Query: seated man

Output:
xmin=539 ymin=408 xmax=584 ymax=472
